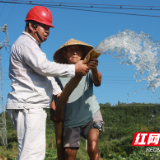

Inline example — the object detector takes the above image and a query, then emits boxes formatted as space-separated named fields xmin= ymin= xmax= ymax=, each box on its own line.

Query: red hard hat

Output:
xmin=25 ymin=6 xmax=54 ymax=28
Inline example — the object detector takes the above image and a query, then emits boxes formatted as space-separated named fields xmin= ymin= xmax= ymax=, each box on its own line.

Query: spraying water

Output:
xmin=95 ymin=29 xmax=160 ymax=93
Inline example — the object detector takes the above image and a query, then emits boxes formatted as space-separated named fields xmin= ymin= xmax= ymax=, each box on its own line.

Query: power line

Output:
xmin=99 ymin=62 xmax=122 ymax=64
xmin=0 ymin=1 xmax=160 ymax=18
xmin=102 ymin=76 xmax=135 ymax=78
xmin=0 ymin=3 xmax=6 ymax=17
xmin=98 ymin=65 xmax=133 ymax=68
xmin=3 ymin=1 xmax=160 ymax=8
xmin=7 ymin=4 xmax=20 ymax=24
xmin=41 ymin=3 xmax=160 ymax=12
xmin=103 ymin=79 xmax=137 ymax=81
xmin=5 ymin=4 xmax=16 ymax=23
xmin=102 ymin=82 xmax=148 ymax=84
xmin=99 ymin=69 xmax=135 ymax=71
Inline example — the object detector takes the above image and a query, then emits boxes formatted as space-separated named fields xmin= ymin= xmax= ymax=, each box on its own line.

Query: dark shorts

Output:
xmin=63 ymin=110 xmax=104 ymax=148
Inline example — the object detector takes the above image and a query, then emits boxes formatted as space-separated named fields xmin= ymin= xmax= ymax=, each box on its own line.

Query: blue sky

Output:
xmin=0 ymin=0 xmax=160 ymax=106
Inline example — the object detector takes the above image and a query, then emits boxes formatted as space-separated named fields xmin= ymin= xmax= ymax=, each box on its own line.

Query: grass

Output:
xmin=0 ymin=142 xmax=17 ymax=160
xmin=0 ymin=130 xmax=90 ymax=160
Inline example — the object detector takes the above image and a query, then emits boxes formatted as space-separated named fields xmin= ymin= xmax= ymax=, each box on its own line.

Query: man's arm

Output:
xmin=50 ymin=99 xmax=58 ymax=123
xmin=91 ymin=68 xmax=102 ymax=86
xmin=87 ymin=58 xmax=102 ymax=86
xmin=22 ymin=45 xmax=89 ymax=77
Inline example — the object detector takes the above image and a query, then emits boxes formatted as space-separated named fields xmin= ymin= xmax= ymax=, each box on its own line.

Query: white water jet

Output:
xmin=95 ymin=29 xmax=160 ymax=93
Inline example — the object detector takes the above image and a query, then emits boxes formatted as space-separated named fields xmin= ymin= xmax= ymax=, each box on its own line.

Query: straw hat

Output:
xmin=53 ymin=38 xmax=94 ymax=63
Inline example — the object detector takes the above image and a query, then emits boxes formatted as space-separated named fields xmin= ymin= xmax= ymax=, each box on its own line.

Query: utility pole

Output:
xmin=0 ymin=24 xmax=11 ymax=146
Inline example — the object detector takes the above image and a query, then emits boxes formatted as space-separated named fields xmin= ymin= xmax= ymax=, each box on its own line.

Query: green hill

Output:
xmin=1 ymin=103 xmax=160 ymax=159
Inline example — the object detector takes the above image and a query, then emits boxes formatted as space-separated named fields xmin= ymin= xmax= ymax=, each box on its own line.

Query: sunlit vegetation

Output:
xmin=1 ymin=102 xmax=160 ymax=159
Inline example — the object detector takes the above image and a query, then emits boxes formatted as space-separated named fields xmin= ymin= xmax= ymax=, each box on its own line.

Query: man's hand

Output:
xmin=50 ymin=100 xmax=58 ymax=123
xmin=50 ymin=111 xmax=58 ymax=123
xmin=75 ymin=60 xmax=89 ymax=76
xmin=56 ymin=92 xmax=61 ymax=100
xmin=88 ymin=58 xmax=102 ymax=86
xmin=50 ymin=93 xmax=68 ymax=123
xmin=87 ymin=58 xmax=98 ymax=70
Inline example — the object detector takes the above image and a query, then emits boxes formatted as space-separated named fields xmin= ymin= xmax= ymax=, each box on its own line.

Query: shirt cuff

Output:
xmin=68 ymin=64 xmax=75 ymax=77
xmin=53 ymin=88 xmax=62 ymax=95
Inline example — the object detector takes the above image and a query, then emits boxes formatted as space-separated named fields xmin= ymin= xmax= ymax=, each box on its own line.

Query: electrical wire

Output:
xmin=99 ymin=65 xmax=124 ymax=67
xmin=0 ymin=1 xmax=160 ymax=18
xmin=7 ymin=4 xmax=21 ymax=24
xmin=5 ymin=4 xmax=16 ymax=23
xmin=3 ymin=1 xmax=160 ymax=8
xmin=99 ymin=69 xmax=135 ymax=71
xmin=0 ymin=3 xmax=6 ymax=18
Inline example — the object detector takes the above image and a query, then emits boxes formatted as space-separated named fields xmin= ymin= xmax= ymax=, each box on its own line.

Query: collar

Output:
xmin=22 ymin=31 xmax=40 ymax=45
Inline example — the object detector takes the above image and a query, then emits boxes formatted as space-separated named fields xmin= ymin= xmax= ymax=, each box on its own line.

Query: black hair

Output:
xmin=25 ymin=20 xmax=38 ymax=30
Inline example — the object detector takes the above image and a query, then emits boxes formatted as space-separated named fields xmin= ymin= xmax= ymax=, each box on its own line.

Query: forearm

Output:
xmin=50 ymin=100 xmax=56 ymax=111
xmin=91 ymin=68 xmax=102 ymax=86
xmin=23 ymin=45 xmax=75 ymax=77
xmin=50 ymin=97 xmax=58 ymax=123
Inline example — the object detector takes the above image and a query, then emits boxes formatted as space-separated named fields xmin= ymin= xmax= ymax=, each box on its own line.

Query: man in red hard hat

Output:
xmin=6 ymin=6 xmax=89 ymax=160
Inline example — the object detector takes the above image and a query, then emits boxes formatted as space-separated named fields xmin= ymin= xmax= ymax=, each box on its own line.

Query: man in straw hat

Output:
xmin=51 ymin=38 xmax=104 ymax=160
xmin=6 ymin=6 xmax=89 ymax=160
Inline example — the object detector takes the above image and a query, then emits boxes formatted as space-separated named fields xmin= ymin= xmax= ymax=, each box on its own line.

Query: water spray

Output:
xmin=95 ymin=29 xmax=160 ymax=93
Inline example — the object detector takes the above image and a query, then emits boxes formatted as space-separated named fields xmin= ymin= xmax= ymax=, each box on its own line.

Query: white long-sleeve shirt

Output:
xmin=6 ymin=31 xmax=75 ymax=109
